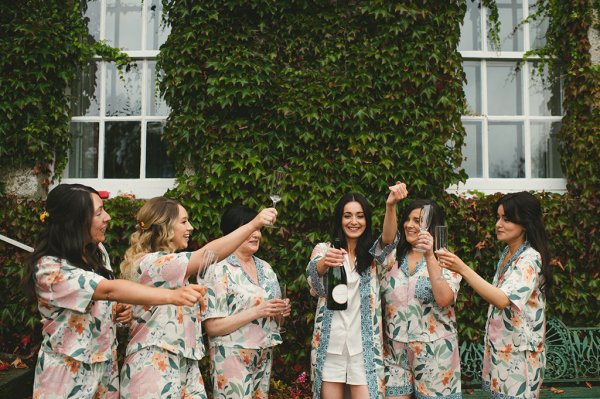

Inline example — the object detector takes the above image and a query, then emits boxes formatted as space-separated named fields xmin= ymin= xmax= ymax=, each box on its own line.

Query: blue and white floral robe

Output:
xmin=306 ymin=242 xmax=385 ymax=399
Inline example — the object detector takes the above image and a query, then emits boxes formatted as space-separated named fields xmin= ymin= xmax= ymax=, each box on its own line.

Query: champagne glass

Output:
xmin=277 ymin=283 xmax=287 ymax=334
xmin=266 ymin=169 xmax=285 ymax=227
xmin=197 ymin=249 xmax=218 ymax=283
xmin=415 ymin=204 xmax=432 ymax=253
xmin=435 ymin=225 xmax=449 ymax=280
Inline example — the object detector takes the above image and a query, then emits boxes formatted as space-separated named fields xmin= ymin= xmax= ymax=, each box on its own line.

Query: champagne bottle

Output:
xmin=327 ymin=238 xmax=348 ymax=310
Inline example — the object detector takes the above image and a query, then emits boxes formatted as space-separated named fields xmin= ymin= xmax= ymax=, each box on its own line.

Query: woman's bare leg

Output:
xmin=321 ymin=381 xmax=346 ymax=399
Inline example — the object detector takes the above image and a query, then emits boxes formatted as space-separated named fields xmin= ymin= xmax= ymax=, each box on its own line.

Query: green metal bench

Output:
xmin=460 ymin=319 xmax=600 ymax=397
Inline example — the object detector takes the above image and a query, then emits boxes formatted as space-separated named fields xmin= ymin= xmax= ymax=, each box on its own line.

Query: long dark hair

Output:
xmin=396 ymin=199 xmax=445 ymax=262
xmin=24 ymin=184 xmax=114 ymax=298
xmin=494 ymin=191 xmax=551 ymax=298
xmin=331 ymin=192 xmax=374 ymax=275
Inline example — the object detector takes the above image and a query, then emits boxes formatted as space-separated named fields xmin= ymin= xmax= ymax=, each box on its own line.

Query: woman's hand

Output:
xmin=255 ymin=298 xmax=289 ymax=319
xmin=322 ymin=247 xmax=346 ymax=269
xmin=254 ymin=207 xmax=278 ymax=229
xmin=386 ymin=181 xmax=408 ymax=206
xmin=114 ymin=303 xmax=132 ymax=325
xmin=168 ymin=284 xmax=205 ymax=307
xmin=416 ymin=231 xmax=434 ymax=256
xmin=436 ymin=250 xmax=468 ymax=275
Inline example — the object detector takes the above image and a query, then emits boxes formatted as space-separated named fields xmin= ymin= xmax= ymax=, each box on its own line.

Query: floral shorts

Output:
xmin=482 ymin=344 xmax=545 ymax=399
xmin=33 ymin=350 xmax=119 ymax=399
xmin=209 ymin=345 xmax=273 ymax=399
xmin=120 ymin=346 xmax=207 ymax=399
xmin=383 ymin=336 xmax=462 ymax=398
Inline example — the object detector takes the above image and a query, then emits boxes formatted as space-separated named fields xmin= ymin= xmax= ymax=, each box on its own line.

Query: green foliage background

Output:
xmin=0 ymin=0 xmax=598 ymax=392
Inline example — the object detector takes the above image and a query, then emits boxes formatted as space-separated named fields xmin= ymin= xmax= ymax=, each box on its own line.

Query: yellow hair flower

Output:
xmin=40 ymin=211 xmax=49 ymax=223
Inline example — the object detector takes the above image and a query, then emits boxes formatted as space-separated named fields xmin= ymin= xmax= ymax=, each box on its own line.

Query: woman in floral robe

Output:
xmin=119 ymin=197 xmax=276 ymax=398
xmin=25 ymin=184 xmax=204 ymax=399
xmin=204 ymin=203 xmax=290 ymax=399
xmin=438 ymin=192 xmax=550 ymax=399
xmin=372 ymin=184 xmax=463 ymax=399
xmin=306 ymin=192 xmax=385 ymax=399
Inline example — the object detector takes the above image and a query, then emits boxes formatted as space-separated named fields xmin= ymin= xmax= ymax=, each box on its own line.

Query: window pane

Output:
xmin=529 ymin=63 xmax=562 ymax=116
xmin=463 ymin=62 xmax=481 ymax=114
xmin=488 ymin=122 xmax=524 ymax=178
xmin=147 ymin=62 xmax=170 ymax=116
xmin=459 ymin=0 xmax=481 ymax=51
xmin=462 ymin=121 xmax=483 ymax=177
xmin=84 ymin=0 xmax=101 ymax=42
xmin=68 ymin=122 xmax=99 ymax=178
xmin=531 ymin=122 xmax=563 ymax=178
xmin=488 ymin=0 xmax=524 ymax=51
xmin=106 ymin=63 xmax=142 ymax=116
xmin=70 ymin=63 xmax=100 ymax=117
xmin=104 ymin=122 xmax=141 ymax=178
xmin=487 ymin=62 xmax=522 ymax=115
xmin=146 ymin=0 xmax=170 ymax=50
xmin=529 ymin=1 xmax=548 ymax=49
xmin=146 ymin=122 xmax=175 ymax=178
xmin=106 ymin=0 xmax=142 ymax=51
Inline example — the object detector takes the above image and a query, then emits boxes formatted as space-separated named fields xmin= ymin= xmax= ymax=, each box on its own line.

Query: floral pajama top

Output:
xmin=203 ymin=254 xmax=282 ymax=349
xmin=125 ymin=251 xmax=204 ymax=360
xmin=306 ymin=242 xmax=385 ymax=399
xmin=485 ymin=243 xmax=546 ymax=354
xmin=34 ymin=243 xmax=116 ymax=364
xmin=372 ymin=235 xmax=462 ymax=344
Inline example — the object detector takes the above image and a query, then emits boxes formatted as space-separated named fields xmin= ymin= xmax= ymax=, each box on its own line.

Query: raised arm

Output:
xmin=382 ymin=182 xmax=408 ymax=245
xmin=187 ymin=207 xmax=277 ymax=277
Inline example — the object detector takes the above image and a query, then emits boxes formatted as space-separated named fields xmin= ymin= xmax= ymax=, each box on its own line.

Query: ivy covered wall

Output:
xmin=0 ymin=0 xmax=598 ymax=390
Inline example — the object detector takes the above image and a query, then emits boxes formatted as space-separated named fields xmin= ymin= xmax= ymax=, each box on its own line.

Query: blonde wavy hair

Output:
xmin=120 ymin=197 xmax=182 ymax=281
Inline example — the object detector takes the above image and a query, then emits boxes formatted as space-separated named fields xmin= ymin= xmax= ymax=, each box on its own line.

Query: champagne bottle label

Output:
xmin=331 ymin=284 xmax=348 ymax=304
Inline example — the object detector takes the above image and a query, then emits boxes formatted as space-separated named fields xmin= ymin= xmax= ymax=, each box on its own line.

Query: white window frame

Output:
xmin=58 ymin=0 xmax=175 ymax=198
xmin=450 ymin=0 xmax=567 ymax=195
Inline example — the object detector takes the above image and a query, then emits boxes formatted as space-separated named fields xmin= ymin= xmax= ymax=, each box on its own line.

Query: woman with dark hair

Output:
xmin=119 ymin=198 xmax=277 ymax=399
xmin=372 ymin=183 xmax=462 ymax=399
xmin=203 ymin=203 xmax=290 ymax=399
xmin=306 ymin=192 xmax=385 ymax=399
xmin=437 ymin=191 xmax=550 ymax=399
xmin=25 ymin=184 xmax=205 ymax=399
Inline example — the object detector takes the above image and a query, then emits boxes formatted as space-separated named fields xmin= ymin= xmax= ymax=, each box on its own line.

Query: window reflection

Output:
xmin=489 ymin=0 xmax=524 ymax=51
xmin=487 ymin=62 xmax=522 ymax=115
xmin=147 ymin=62 xmax=170 ymax=116
xmin=462 ymin=122 xmax=483 ymax=177
xmin=529 ymin=63 xmax=562 ymax=116
xmin=531 ymin=122 xmax=563 ymax=178
xmin=106 ymin=0 xmax=143 ymax=51
xmin=463 ymin=62 xmax=481 ymax=114
xmin=106 ymin=62 xmax=142 ymax=116
xmin=529 ymin=1 xmax=548 ymax=49
xmin=146 ymin=122 xmax=175 ymax=178
xmin=104 ymin=122 xmax=141 ymax=178
xmin=488 ymin=122 xmax=524 ymax=178
xmin=83 ymin=1 xmax=101 ymax=42
xmin=70 ymin=63 xmax=100 ymax=117
xmin=459 ymin=0 xmax=481 ymax=51
xmin=146 ymin=0 xmax=170 ymax=50
xmin=68 ymin=123 xmax=99 ymax=178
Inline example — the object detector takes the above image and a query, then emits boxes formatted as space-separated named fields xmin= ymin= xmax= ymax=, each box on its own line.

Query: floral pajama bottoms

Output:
xmin=482 ymin=344 xmax=545 ymax=399
xmin=383 ymin=337 xmax=462 ymax=399
xmin=209 ymin=346 xmax=273 ymax=399
xmin=33 ymin=351 xmax=119 ymax=398
xmin=120 ymin=346 xmax=207 ymax=399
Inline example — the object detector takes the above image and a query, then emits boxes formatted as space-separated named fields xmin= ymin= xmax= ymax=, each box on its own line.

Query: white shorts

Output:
xmin=322 ymin=347 xmax=367 ymax=385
